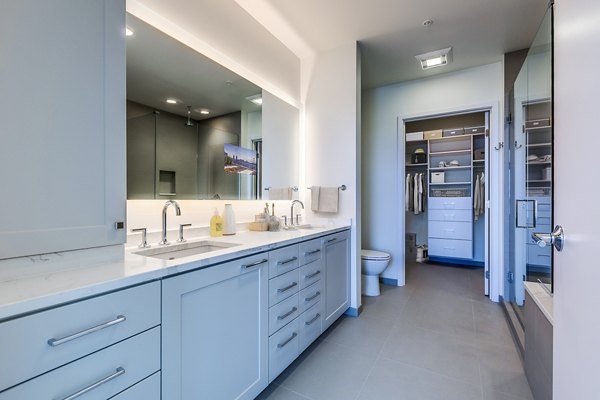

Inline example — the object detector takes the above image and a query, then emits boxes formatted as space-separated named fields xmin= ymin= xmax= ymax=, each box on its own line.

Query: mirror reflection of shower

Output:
xmin=185 ymin=105 xmax=194 ymax=127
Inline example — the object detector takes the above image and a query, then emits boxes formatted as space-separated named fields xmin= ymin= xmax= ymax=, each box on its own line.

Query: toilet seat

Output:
xmin=361 ymin=249 xmax=391 ymax=261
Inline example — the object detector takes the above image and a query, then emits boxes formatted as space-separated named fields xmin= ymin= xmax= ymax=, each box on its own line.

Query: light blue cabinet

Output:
xmin=323 ymin=231 xmax=350 ymax=330
xmin=0 ymin=0 xmax=127 ymax=259
xmin=161 ymin=254 xmax=269 ymax=400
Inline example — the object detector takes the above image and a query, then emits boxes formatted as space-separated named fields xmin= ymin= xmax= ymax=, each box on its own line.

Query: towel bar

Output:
xmin=263 ymin=186 xmax=299 ymax=192
xmin=307 ymin=185 xmax=346 ymax=191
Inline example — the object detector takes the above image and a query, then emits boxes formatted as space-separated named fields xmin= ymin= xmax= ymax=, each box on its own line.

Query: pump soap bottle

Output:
xmin=210 ymin=208 xmax=224 ymax=237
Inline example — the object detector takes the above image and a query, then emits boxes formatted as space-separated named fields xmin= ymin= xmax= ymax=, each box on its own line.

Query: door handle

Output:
xmin=532 ymin=225 xmax=564 ymax=251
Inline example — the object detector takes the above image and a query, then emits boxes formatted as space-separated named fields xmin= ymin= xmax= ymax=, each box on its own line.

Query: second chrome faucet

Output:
xmin=160 ymin=200 xmax=181 ymax=245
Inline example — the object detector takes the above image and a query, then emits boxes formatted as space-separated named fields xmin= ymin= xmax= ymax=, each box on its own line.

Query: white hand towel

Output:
xmin=268 ymin=187 xmax=292 ymax=200
xmin=318 ymin=186 xmax=339 ymax=213
xmin=310 ymin=186 xmax=320 ymax=212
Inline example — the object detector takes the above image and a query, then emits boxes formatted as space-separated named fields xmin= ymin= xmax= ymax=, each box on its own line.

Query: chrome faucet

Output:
xmin=290 ymin=200 xmax=304 ymax=226
xmin=160 ymin=200 xmax=181 ymax=245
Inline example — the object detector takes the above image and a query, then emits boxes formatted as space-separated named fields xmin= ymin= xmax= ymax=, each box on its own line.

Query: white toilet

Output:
xmin=361 ymin=249 xmax=391 ymax=296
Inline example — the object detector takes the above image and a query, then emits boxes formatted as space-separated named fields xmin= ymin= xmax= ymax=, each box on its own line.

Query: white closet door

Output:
xmin=0 ymin=0 xmax=126 ymax=258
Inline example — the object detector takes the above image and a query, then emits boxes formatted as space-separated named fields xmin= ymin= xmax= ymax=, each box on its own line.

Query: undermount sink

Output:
xmin=284 ymin=224 xmax=324 ymax=231
xmin=133 ymin=240 xmax=241 ymax=261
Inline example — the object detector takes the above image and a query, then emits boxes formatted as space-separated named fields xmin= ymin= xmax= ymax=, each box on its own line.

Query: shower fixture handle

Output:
xmin=532 ymin=225 xmax=565 ymax=252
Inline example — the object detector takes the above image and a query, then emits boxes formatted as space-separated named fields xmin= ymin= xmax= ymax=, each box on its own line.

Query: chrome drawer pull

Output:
xmin=277 ymin=282 xmax=298 ymax=293
xmin=61 ymin=367 xmax=125 ymax=400
xmin=304 ymin=249 xmax=321 ymax=256
xmin=277 ymin=256 xmax=298 ymax=266
xmin=277 ymin=332 xmax=297 ymax=349
xmin=305 ymin=270 xmax=321 ymax=280
xmin=48 ymin=315 xmax=126 ymax=347
xmin=327 ymin=238 xmax=337 ymax=243
xmin=241 ymin=258 xmax=268 ymax=270
xmin=305 ymin=291 xmax=321 ymax=302
xmin=277 ymin=306 xmax=298 ymax=320
xmin=305 ymin=313 xmax=321 ymax=326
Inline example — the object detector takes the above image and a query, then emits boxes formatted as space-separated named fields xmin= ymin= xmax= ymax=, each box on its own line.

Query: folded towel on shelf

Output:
xmin=310 ymin=186 xmax=320 ymax=212
xmin=268 ymin=187 xmax=292 ymax=200
xmin=317 ymin=186 xmax=339 ymax=213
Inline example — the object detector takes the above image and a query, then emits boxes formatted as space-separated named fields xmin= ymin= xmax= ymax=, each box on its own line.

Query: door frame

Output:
xmin=396 ymin=100 xmax=503 ymax=302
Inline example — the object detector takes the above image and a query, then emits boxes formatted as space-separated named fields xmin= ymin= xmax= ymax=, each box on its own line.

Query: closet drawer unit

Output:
xmin=0 ymin=281 xmax=160 ymax=392
xmin=428 ymin=238 xmax=473 ymax=259
xmin=269 ymin=269 xmax=300 ymax=306
xmin=299 ymin=238 xmax=322 ymax=266
xmin=537 ymin=203 xmax=552 ymax=214
xmin=298 ymin=280 xmax=323 ymax=313
xmin=298 ymin=259 xmax=323 ymax=289
xmin=525 ymin=118 xmax=551 ymax=129
xmin=428 ymin=221 xmax=473 ymax=241
xmin=269 ymin=293 xmax=299 ymax=335
xmin=298 ymin=303 xmax=322 ymax=352
xmin=429 ymin=209 xmax=473 ymax=222
xmin=527 ymin=244 xmax=552 ymax=267
xmin=269 ymin=245 xmax=299 ymax=278
xmin=111 ymin=372 xmax=160 ymax=400
xmin=428 ymin=197 xmax=472 ymax=210
xmin=0 ymin=327 xmax=160 ymax=400
xmin=269 ymin=318 xmax=300 ymax=382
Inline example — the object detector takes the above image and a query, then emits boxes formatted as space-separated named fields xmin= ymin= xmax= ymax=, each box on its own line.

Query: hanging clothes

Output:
xmin=414 ymin=173 xmax=420 ymax=215
xmin=405 ymin=173 xmax=411 ymax=211
xmin=418 ymin=173 xmax=425 ymax=213
xmin=474 ymin=172 xmax=485 ymax=220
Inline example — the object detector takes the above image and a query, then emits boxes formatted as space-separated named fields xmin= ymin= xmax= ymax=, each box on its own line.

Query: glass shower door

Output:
xmin=510 ymin=7 xmax=553 ymax=309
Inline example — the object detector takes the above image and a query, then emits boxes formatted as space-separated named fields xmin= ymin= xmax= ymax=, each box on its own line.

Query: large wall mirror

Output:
xmin=126 ymin=14 xmax=299 ymax=200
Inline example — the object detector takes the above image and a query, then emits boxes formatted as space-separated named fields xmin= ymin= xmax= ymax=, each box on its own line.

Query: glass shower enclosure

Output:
xmin=506 ymin=7 xmax=553 ymax=318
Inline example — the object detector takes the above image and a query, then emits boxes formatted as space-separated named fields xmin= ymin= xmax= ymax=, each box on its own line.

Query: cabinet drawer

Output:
xmin=298 ymin=303 xmax=322 ymax=353
xmin=269 ymin=318 xmax=299 ymax=383
xmin=298 ymin=259 xmax=323 ymax=289
xmin=428 ymin=221 xmax=472 ymax=240
xmin=429 ymin=209 xmax=473 ymax=222
xmin=298 ymin=280 xmax=323 ymax=313
xmin=269 ymin=269 xmax=300 ymax=306
xmin=0 ymin=327 xmax=160 ymax=400
xmin=428 ymin=238 xmax=473 ymax=259
xmin=269 ymin=293 xmax=299 ymax=336
xmin=269 ymin=245 xmax=299 ymax=278
xmin=527 ymin=244 xmax=552 ymax=267
xmin=299 ymin=238 xmax=322 ymax=266
xmin=428 ymin=197 xmax=472 ymax=210
xmin=0 ymin=281 xmax=160 ymax=391
xmin=111 ymin=372 xmax=160 ymax=400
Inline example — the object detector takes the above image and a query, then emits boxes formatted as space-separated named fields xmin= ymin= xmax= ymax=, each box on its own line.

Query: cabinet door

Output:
xmin=323 ymin=231 xmax=350 ymax=330
xmin=162 ymin=255 xmax=269 ymax=400
xmin=0 ymin=0 xmax=126 ymax=259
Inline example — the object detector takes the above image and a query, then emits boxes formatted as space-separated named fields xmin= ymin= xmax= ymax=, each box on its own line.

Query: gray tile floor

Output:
xmin=257 ymin=262 xmax=533 ymax=400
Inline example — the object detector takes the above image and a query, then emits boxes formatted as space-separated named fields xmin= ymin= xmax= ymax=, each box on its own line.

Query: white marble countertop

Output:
xmin=0 ymin=224 xmax=350 ymax=321
xmin=524 ymin=281 xmax=554 ymax=325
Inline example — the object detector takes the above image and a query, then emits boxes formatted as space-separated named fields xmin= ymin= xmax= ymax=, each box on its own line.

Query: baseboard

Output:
xmin=344 ymin=305 xmax=363 ymax=317
xmin=428 ymin=256 xmax=484 ymax=268
xmin=380 ymin=277 xmax=398 ymax=286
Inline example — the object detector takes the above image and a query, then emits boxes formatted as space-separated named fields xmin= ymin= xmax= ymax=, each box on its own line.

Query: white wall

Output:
xmin=302 ymin=42 xmax=361 ymax=311
xmin=128 ymin=0 xmax=300 ymax=107
xmin=362 ymin=62 xmax=504 ymax=298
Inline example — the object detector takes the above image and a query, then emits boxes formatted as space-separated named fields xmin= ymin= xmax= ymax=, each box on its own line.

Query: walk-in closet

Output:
xmin=404 ymin=111 xmax=490 ymax=291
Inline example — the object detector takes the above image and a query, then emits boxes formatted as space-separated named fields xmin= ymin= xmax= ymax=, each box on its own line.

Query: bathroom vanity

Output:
xmin=0 ymin=226 xmax=350 ymax=399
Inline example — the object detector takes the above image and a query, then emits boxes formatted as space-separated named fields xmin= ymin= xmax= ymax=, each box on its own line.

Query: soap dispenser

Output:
xmin=210 ymin=208 xmax=223 ymax=237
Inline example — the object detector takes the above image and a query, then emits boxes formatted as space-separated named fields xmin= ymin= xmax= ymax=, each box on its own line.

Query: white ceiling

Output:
xmin=126 ymin=14 xmax=261 ymax=120
xmin=258 ymin=0 xmax=549 ymax=88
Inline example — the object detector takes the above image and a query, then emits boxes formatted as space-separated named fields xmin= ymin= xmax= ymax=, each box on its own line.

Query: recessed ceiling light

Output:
xmin=245 ymin=94 xmax=263 ymax=106
xmin=166 ymin=99 xmax=177 ymax=104
xmin=415 ymin=47 xmax=452 ymax=70
xmin=125 ymin=27 xmax=134 ymax=37
xmin=200 ymin=110 xmax=210 ymax=115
